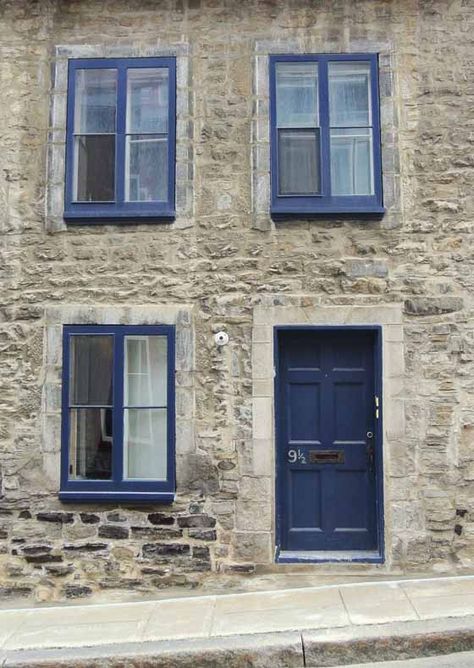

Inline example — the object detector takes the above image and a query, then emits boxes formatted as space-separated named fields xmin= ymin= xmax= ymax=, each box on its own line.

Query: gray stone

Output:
xmin=142 ymin=543 xmax=191 ymax=558
xmin=98 ymin=526 xmax=129 ymax=540
xmin=345 ymin=260 xmax=389 ymax=279
xmin=36 ymin=512 xmax=74 ymax=524
xmin=404 ymin=297 xmax=464 ymax=316
xmin=177 ymin=515 xmax=216 ymax=529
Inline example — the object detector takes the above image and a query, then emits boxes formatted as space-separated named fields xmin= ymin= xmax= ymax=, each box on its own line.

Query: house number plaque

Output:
xmin=288 ymin=449 xmax=344 ymax=464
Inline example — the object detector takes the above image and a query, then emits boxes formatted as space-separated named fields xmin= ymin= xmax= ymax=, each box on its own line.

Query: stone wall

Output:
xmin=0 ymin=0 xmax=473 ymax=601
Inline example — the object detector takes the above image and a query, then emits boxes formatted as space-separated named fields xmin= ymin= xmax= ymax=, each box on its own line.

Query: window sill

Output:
xmin=63 ymin=209 xmax=176 ymax=225
xmin=271 ymin=204 xmax=385 ymax=219
xmin=59 ymin=491 xmax=175 ymax=504
xmin=277 ymin=550 xmax=383 ymax=564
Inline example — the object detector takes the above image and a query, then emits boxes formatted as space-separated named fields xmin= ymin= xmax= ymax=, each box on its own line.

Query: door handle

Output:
xmin=366 ymin=431 xmax=375 ymax=472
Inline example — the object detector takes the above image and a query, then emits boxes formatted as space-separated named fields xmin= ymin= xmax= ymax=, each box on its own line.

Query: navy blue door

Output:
xmin=277 ymin=329 xmax=378 ymax=552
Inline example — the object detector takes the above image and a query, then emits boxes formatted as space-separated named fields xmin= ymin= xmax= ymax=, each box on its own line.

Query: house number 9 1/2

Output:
xmin=288 ymin=449 xmax=306 ymax=464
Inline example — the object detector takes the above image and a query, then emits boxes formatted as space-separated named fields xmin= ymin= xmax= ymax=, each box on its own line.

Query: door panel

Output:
xmin=290 ymin=470 xmax=322 ymax=530
xmin=288 ymin=382 xmax=321 ymax=442
xmin=277 ymin=329 xmax=379 ymax=552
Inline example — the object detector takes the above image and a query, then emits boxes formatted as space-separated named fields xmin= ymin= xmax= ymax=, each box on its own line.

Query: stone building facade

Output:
xmin=0 ymin=0 xmax=473 ymax=602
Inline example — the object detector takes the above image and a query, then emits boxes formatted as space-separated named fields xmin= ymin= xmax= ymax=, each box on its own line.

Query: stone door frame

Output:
xmin=250 ymin=303 xmax=404 ymax=565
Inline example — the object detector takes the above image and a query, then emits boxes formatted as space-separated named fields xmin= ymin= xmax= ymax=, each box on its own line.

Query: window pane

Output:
xmin=69 ymin=408 xmax=112 ymax=480
xmin=124 ymin=408 xmax=167 ymax=480
xmin=329 ymin=62 xmax=371 ymax=127
xmin=70 ymin=335 xmax=113 ymax=405
xmin=74 ymin=69 xmax=117 ymax=134
xmin=124 ymin=336 xmax=168 ymax=406
xmin=276 ymin=62 xmax=318 ymax=128
xmin=74 ymin=135 xmax=115 ymax=202
xmin=127 ymin=68 xmax=169 ymax=134
xmin=278 ymin=129 xmax=320 ymax=195
xmin=125 ymin=135 xmax=167 ymax=202
xmin=330 ymin=128 xmax=373 ymax=195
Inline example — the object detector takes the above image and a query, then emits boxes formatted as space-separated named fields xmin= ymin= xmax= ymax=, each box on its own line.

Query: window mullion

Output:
xmin=115 ymin=64 xmax=127 ymax=206
xmin=113 ymin=332 xmax=125 ymax=484
xmin=319 ymin=58 xmax=331 ymax=198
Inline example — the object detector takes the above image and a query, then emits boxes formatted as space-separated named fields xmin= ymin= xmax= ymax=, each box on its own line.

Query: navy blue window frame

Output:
xmin=269 ymin=54 xmax=384 ymax=217
xmin=64 ymin=57 xmax=176 ymax=223
xmin=60 ymin=325 xmax=176 ymax=503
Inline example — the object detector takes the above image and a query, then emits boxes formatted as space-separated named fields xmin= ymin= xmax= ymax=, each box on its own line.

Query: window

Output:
xmin=64 ymin=58 xmax=176 ymax=222
xmin=60 ymin=325 xmax=175 ymax=502
xmin=270 ymin=54 xmax=383 ymax=216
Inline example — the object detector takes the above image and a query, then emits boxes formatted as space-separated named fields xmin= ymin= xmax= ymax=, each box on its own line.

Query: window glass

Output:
xmin=74 ymin=135 xmax=115 ymax=202
xmin=68 ymin=335 xmax=114 ymax=481
xmin=124 ymin=336 xmax=167 ymax=406
xmin=278 ymin=129 xmax=320 ymax=195
xmin=70 ymin=335 xmax=113 ymax=406
xmin=73 ymin=69 xmax=117 ymax=202
xmin=69 ymin=408 xmax=112 ymax=480
xmin=276 ymin=62 xmax=318 ymax=128
xmin=328 ymin=61 xmax=371 ymax=127
xmin=74 ymin=69 xmax=117 ymax=133
xmin=124 ymin=409 xmax=167 ymax=480
xmin=125 ymin=135 xmax=168 ymax=202
xmin=123 ymin=336 xmax=168 ymax=481
xmin=330 ymin=127 xmax=373 ymax=195
xmin=126 ymin=68 xmax=169 ymax=134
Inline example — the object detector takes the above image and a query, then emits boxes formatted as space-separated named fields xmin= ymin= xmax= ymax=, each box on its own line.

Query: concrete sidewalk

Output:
xmin=1 ymin=575 xmax=474 ymax=665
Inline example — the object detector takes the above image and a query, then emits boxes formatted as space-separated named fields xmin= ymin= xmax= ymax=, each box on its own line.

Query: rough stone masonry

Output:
xmin=0 ymin=0 xmax=473 ymax=602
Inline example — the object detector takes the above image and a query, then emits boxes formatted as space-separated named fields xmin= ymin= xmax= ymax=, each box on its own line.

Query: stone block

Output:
xmin=233 ymin=531 xmax=272 ymax=562
xmin=80 ymin=513 xmax=100 ymax=524
xmin=177 ymin=515 xmax=216 ymax=529
xmin=176 ymin=420 xmax=195 ymax=454
xmin=63 ymin=543 xmax=108 ymax=552
xmin=63 ymin=585 xmax=93 ymax=599
xmin=251 ymin=439 xmax=274 ymax=477
xmin=98 ymin=525 xmax=129 ymax=540
xmin=252 ymin=397 xmax=273 ymax=440
xmin=177 ymin=452 xmax=219 ymax=495
xmin=142 ymin=543 xmax=190 ymax=558
xmin=36 ymin=512 xmax=73 ymax=524
xmin=176 ymin=327 xmax=194 ymax=371
xmin=253 ymin=379 xmax=273 ymax=398
xmin=252 ymin=326 xmax=272 ymax=344
xmin=148 ymin=513 xmax=175 ymax=526
xmin=404 ymin=297 xmax=464 ymax=317
xmin=188 ymin=529 xmax=217 ymax=541
xmin=235 ymin=476 xmax=272 ymax=532
xmin=385 ymin=399 xmax=406 ymax=440
xmin=252 ymin=342 xmax=273 ymax=380
xmin=385 ymin=342 xmax=405 ymax=378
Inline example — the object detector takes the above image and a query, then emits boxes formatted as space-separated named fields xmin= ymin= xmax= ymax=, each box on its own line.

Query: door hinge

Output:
xmin=375 ymin=395 xmax=380 ymax=419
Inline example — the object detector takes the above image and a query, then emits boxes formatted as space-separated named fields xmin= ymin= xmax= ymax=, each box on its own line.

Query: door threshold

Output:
xmin=277 ymin=550 xmax=383 ymax=564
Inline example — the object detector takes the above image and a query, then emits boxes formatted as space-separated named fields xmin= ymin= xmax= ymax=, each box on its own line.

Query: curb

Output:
xmin=303 ymin=616 xmax=474 ymax=666
xmin=1 ymin=616 xmax=474 ymax=667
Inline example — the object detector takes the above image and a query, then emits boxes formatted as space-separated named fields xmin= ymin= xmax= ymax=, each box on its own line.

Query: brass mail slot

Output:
xmin=309 ymin=450 xmax=344 ymax=464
